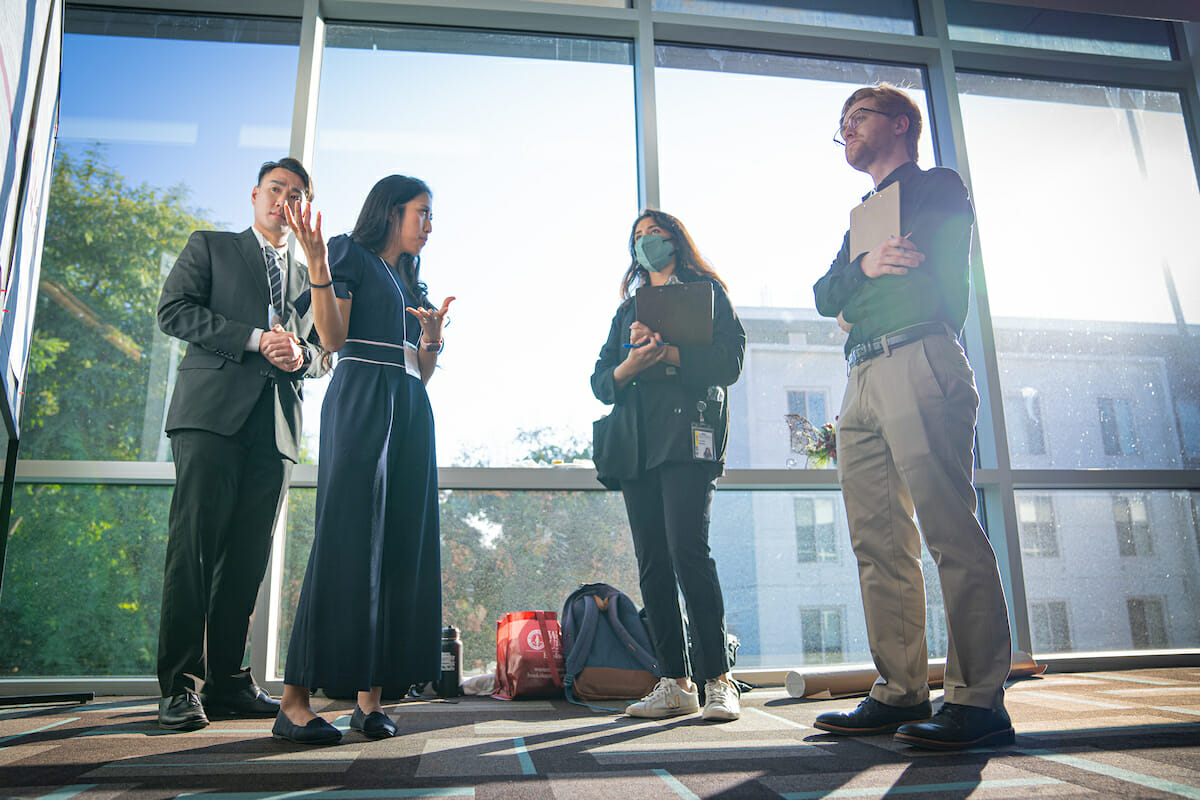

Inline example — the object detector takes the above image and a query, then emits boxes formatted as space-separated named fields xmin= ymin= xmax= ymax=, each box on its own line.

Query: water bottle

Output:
xmin=438 ymin=625 xmax=463 ymax=698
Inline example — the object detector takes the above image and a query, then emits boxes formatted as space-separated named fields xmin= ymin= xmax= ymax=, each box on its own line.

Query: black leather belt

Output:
xmin=847 ymin=322 xmax=952 ymax=370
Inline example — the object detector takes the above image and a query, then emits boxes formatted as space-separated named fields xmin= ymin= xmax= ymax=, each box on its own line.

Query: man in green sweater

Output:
xmin=811 ymin=84 xmax=1014 ymax=751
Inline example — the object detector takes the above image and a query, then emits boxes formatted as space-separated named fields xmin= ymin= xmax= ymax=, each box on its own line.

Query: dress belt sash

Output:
xmin=339 ymin=339 xmax=421 ymax=379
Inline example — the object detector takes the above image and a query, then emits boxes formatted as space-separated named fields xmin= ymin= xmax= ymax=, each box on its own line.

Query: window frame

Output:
xmin=7 ymin=0 xmax=1200 ymax=694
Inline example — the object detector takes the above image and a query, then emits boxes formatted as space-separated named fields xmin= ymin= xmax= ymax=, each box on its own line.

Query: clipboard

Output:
xmin=635 ymin=282 xmax=713 ymax=347
xmin=849 ymin=180 xmax=900 ymax=261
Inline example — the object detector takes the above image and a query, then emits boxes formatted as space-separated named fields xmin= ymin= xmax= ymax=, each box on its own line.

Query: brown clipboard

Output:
xmin=849 ymin=180 xmax=900 ymax=261
xmin=634 ymin=282 xmax=713 ymax=347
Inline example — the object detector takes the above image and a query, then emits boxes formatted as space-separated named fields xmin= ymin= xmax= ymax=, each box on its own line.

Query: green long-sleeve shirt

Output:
xmin=813 ymin=161 xmax=975 ymax=357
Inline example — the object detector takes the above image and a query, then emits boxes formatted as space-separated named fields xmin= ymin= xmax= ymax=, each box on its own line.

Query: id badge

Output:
xmin=692 ymin=423 xmax=716 ymax=461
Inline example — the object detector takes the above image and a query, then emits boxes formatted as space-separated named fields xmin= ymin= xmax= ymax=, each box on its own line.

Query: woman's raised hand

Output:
xmin=406 ymin=296 xmax=456 ymax=345
xmin=284 ymin=201 xmax=327 ymax=272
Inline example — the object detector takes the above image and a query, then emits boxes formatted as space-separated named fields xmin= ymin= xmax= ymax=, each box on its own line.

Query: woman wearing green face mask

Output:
xmin=590 ymin=209 xmax=747 ymax=722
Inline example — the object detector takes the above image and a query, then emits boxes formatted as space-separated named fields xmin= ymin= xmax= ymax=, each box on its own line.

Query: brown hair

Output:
xmin=839 ymin=83 xmax=923 ymax=162
xmin=619 ymin=209 xmax=728 ymax=300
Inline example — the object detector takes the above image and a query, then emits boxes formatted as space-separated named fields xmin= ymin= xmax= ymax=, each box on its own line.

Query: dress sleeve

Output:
xmin=294 ymin=234 xmax=362 ymax=317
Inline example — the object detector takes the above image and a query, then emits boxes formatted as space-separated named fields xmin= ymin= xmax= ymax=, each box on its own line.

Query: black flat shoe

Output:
xmin=271 ymin=711 xmax=342 ymax=745
xmin=350 ymin=705 xmax=397 ymax=739
xmin=814 ymin=697 xmax=932 ymax=736
xmin=201 ymin=684 xmax=281 ymax=718
xmin=895 ymin=702 xmax=1015 ymax=750
xmin=158 ymin=692 xmax=209 ymax=731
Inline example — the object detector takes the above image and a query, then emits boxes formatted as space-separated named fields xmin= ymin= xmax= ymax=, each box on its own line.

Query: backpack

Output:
xmin=560 ymin=583 xmax=661 ymax=708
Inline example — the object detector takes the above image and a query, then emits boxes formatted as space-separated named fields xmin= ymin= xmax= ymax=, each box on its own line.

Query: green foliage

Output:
xmin=22 ymin=147 xmax=211 ymax=459
xmin=0 ymin=484 xmax=171 ymax=675
xmin=438 ymin=488 xmax=639 ymax=671
xmin=0 ymin=149 xmax=209 ymax=675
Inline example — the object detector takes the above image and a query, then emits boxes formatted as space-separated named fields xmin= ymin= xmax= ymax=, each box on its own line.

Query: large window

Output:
xmin=310 ymin=25 xmax=637 ymax=467
xmin=6 ymin=1 xmax=1200 ymax=689
xmin=1017 ymin=490 xmax=1200 ymax=653
xmin=25 ymin=9 xmax=302 ymax=463
xmin=959 ymin=75 xmax=1200 ymax=470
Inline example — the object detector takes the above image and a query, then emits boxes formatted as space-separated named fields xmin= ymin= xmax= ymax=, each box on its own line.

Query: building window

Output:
xmin=1098 ymin=397 xmax=1139 ymax=456
xmin=800 ymin=607 xmax=844 ymax=665
xmin=1114 ymin=494 xmax=1152 ymax=556
xmin=926 ymin=606 xmax=948 ymax=659
xmin=787 ymin=390 xmax=828 ymax=426
xmin=1029 ymin=601 xmax=1072 ymax=653
xmin=1006 ymin=388 xmax=1046 ymax=456
xmin=1127 ymin=597 xmax=1168 ymax=649
xmin=795 ymin=496 xmax=837 ymax=563
xmin=1017 ymin=495 xmax=1059 ymax=558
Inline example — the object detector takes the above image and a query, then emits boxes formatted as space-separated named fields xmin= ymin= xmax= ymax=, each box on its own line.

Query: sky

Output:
xmin=54 ymin=29 xmax=1200 ymax=466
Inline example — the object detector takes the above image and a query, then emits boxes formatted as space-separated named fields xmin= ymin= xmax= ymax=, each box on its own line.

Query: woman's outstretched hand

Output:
xmin=406 ymin=296 xmax=456 ymax=345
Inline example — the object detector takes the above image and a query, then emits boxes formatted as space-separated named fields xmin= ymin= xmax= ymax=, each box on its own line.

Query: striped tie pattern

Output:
xmin=265 ymin=246 xmax=284 ymax=318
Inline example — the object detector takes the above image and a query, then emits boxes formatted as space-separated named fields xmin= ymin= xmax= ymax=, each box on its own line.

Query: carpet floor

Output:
xmin=2 ymin=666 xmax=1199 ymax=799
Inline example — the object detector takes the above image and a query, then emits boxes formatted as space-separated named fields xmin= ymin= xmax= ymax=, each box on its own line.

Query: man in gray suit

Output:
xmin=155 ymin=158 xmax=326 ymax=731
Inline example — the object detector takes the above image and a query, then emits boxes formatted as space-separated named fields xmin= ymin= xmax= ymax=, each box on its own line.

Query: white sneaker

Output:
xmin=627 ymin=677 xmax=700 ymax=718
xmin=702 ymin=678 xmax=741 ymax=721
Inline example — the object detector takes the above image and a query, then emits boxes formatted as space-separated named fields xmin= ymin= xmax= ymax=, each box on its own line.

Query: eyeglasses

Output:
xmin=833 ymin=107 xmax=895 ymax=146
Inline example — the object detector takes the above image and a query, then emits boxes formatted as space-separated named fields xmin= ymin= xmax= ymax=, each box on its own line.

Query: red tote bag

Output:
xmin=493 ymin=610 xmax=565 ymax=700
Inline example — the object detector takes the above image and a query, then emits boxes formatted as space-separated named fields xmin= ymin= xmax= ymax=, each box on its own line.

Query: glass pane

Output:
xmin=656 ymin=47 xmax=934 ymax=468
xmin=947 ymin=1 xmax=1175 ymax=60
xmin=0 ymin=484 xmax=171 ymax=676
xmin=715 ymin=490 xmax=946 ymax=668
xmin=312 ymin=25 xmax=637 ymax=467
xmin=275 ymin=489 xmax=642 ymax=676
xmin=1017 ymin=490 xmax=1200 ymax=655
xmin=274 ymin=488 xmax=946 ymax=674
xmin=959 ymin=74 xmax=1200 ymax=469
xmin=25 ymin=9 xmax=301 ymax=462
xmin=651 ymin=0 xmax=917 ymax=34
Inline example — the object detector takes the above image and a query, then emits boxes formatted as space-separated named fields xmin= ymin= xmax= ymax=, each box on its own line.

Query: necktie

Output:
xmin=265 ymin=247 xmax=284 ymax=318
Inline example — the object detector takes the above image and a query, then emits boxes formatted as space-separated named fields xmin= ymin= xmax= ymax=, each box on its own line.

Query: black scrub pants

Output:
xmin=621 ymin=460 xmax=731 ymax=683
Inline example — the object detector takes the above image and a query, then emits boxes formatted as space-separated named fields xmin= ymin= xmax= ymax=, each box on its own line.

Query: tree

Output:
xmin=0 ymin=148 xmax=212 ymax=676
xmin=22 ymin=146 xmax=211 ymax=460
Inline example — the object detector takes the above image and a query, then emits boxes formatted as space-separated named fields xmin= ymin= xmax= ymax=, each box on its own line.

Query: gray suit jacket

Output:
xmin=157 ymin=227 xmax=326 ymax=462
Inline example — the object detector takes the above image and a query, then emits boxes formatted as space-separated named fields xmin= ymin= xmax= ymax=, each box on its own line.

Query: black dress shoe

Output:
xmin=271 ymin=711 xmax=342 ymax=745
xmin=159 ymin=692 xmax=209 ymax=731
xmin=201 ymin=684 xmax=281 ymax=718
xmin=813 ymin=697 xmax=932 ymax=736
xmin=350 ymin=706 xmax=398 ymax=739
xmin=895 ymin=702 xmax=1015 ymax=750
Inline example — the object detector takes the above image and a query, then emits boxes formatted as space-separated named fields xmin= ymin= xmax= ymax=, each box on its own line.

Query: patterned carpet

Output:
xmin=2 ymin=667 xmax=1199 ymax=799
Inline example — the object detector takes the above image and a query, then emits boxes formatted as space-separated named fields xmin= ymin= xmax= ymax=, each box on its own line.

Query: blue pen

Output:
xmin=623 ymin=342 xmax=664 ymax=348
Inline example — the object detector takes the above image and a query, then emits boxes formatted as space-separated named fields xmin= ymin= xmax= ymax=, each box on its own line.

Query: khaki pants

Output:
xmin=837 ymin=331 xmax=1011 ymax=710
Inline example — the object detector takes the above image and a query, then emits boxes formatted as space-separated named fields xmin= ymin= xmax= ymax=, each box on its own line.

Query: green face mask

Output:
xmin=634 ymin=234 xmax=676 ymax=272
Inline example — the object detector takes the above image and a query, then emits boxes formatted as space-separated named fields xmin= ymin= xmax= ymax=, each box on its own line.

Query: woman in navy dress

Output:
xmin=273 ymin=175 xmax=455 ymax=744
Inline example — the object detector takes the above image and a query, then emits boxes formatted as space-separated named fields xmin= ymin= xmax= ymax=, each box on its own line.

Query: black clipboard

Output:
xmin=633 ymin=282 xmax=713 ymax=380
xmin=635 ymin=282 xmax=713 ymax=346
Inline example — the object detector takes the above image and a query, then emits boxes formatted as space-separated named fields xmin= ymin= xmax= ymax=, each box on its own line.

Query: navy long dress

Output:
xmin=284 ymin=233 xmax=442 ymax=695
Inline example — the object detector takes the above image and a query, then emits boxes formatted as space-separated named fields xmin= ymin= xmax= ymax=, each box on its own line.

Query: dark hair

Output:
xmin=351 ymin=174 xmax=433 ymax=306
xmin=258 ymin=157 xmax=313 ymax=200
xmin=619 ymin=209 xmax=728 ymax=300
xmin=839 ymin=82 xmax=923 ymax=162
